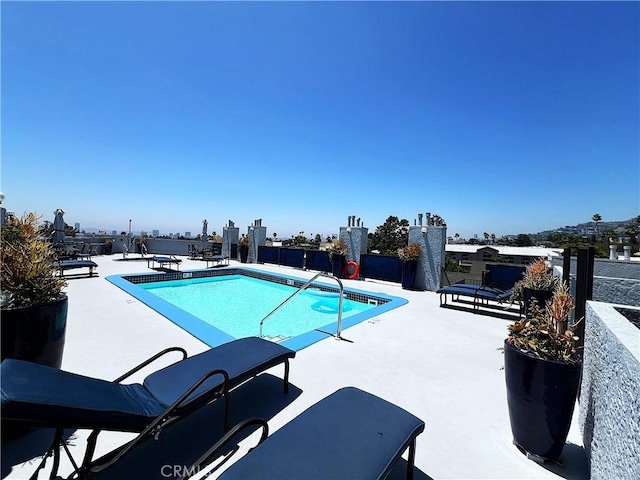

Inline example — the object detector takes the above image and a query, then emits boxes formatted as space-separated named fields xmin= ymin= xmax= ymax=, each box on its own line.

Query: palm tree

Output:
xmin=454 ymin=233 xmax=460 ymax=243
xmin=490 ymin=233 xmax=496 ymax=244
xmin=592 ymin=213 xmax=602 ymax=238
xmin=626 ymin=224 xmax=639 ymax=244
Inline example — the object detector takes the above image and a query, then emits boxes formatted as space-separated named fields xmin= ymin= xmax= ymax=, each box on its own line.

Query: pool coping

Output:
xmin=106 ymin=266 xmax=408 ymax=351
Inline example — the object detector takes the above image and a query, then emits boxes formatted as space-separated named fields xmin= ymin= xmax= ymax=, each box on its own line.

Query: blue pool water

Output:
xmin=107 ymin=268 xmax=407 ymax=351
xmin=140 ymin=275 xmax=374 ymax=340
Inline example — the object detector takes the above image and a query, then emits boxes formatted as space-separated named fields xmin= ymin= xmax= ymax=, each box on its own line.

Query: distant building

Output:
xmin=152 ymin=230 xmax=159 ymax=237
xmin=445 ymin=245 xmax=562 ymax=266
xmin=112 ymin=230 xmax=117 ymax=235
xmin=185 ymin=232 xmax=192 ymax=239
xmin=74 ymin=222 xmax=80 ymax=231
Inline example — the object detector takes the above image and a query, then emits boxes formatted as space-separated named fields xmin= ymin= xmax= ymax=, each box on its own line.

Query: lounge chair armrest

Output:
xmin=91 ymin=368 xmax=231 ymax=475
xmin=170 ymin=368 xmax=230 ymax=416
xmin=114 ymin=347 xmax=188 ymax=383
xmin=181 ymin=418 xmax=269 ymax=480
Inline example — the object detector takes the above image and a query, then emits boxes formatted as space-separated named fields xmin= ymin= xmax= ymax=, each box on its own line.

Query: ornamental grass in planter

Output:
xmin=398 ymin=243 xmax=421 ymax=289
xmin=504 ymin=282 xmax=582 ymax=462
xmin=1 ymin=213 xmax=68 ymax=368
xmin=328 ymin=239 xmax=348 ymax=278
xmin=238 ymin=235 xmax=250 ymax=263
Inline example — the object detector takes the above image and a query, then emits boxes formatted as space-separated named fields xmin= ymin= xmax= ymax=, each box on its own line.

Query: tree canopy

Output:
xmin=368 ymin=215 xmax=410 ymax=256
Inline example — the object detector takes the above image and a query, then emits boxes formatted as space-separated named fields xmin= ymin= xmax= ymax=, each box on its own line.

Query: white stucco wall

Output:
xmin=553 ymin=257 xmax=640 ymax=307
xmin=579 ymin=301 xmax=640 ymax=480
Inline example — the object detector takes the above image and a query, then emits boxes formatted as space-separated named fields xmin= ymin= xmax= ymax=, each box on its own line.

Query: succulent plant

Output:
xmin=328 ymin=239 xmax=347 ymax=259
xmin=1 ymin=213 xmax=66 ymax=309
xmin=509 ymin=258 xmax=560 ymax=304
xmin=398 ymin=243 xmax=422 ymax=262
xmin=238 ymin=235 xmax=249 ymax=247
xmin=506 ymin=283 xmax=581 ymax=363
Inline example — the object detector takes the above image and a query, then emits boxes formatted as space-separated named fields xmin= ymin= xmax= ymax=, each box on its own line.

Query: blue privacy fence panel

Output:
xmin=279 ymin=248 xmax=305 ymax=269
xmin=359 ymin=254 xmax=402 ymax=283
xmin=305 ymin=250 xmax=331 ymax=273
xmin=258 ymin=246 xmax=280 ymax=265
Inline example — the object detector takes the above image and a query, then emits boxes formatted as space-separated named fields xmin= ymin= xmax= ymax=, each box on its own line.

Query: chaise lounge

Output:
xmin=0 ymin=337 xmax=295 ymax=479
xmin=205 ymin=254 xmax=229 ymax=268
xmin=183 ymin=387 xmax=425 ymax=480
xmin=57 ymin=259 xmax=99 ymax=278
xmin=437 ymin=263 xmax=526 ymax=312
xmin=147 ymin=255 xmax=182 ymax=271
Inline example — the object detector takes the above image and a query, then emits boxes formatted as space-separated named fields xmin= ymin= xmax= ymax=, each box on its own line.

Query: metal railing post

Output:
xmin=562 ymin=247 xmax=571 ymax=287
xmin=574 ymin=246 xmax=594 ymax=355
xmin=259 ymin=272 xmax=344 ymax=341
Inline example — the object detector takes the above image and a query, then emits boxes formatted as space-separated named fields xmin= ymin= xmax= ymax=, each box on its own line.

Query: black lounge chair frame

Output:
xmin=1 ymin=337 xmax=295 ymax=480
xmin=437 ymin=264 xmax=526 ymax=313
xmin=57 ymin=260 xmax=98 ymax=278
xmin=205 ymin=255 xmax=229 ymax=268
xmin=147 ymin=255 xmax=182 ymax=271
xmin=437 ymin=283 xmax=515 ymax=311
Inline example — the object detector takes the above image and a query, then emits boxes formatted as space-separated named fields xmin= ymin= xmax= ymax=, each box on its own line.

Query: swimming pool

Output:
xmin=107 ymin=267 xmax=407 ymax=351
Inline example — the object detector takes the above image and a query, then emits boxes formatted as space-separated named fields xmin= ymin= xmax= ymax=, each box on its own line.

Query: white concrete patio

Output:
xmin=1 ymin=255 xmax=589 ymax=480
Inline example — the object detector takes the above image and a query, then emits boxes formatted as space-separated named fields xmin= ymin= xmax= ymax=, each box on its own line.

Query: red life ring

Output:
xmin=343 ymin=261 xmax=359 ymax=279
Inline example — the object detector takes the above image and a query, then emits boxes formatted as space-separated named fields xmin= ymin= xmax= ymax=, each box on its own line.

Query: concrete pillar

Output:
xmin=609 ymin=245 xmax=617 ymax=260
xmin=339 ymin=226 xmax=368 ymax=263
xmin=409 ymin=225 xmax=447 ymax=291
xmin=624 ymin=246 xmax=631 ymax=261
xmin=339 ymin=216 xmax=368 ymax=263
xmin=222 ymin=221 xmax=239 ymax=259
xmin=248 ymin=224 xmax=267 ymax=263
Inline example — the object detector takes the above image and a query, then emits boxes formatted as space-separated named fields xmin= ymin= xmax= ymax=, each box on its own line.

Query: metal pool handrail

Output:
xmin=259 ymin=272 xmax=345 ymax=340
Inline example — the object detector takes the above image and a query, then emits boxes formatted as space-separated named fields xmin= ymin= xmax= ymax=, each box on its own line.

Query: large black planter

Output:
xmin=504 ymin=339 xmax=581 ymax=461
xmin=239 ymin=245 xmax=249 ymax=263
xmin=2 ymin=296 xmax=69 ymax=440
xmin=1 ymin=295 xmax=68 ymax=369
xmin=523 ymin=288 xmax=553 ymax=319
xmin=330 ymin=255 xmax=346 ymax=278
xmin=401 ymin=260 xmax=418 ymax=290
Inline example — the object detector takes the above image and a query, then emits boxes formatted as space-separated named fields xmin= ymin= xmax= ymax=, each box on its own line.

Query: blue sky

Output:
xmin=2 ymin=1 xmax=638 ymax=240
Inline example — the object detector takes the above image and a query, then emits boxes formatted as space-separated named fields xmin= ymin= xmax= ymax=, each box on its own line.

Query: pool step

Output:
xmin=262 ymin=334 xmax=292 ymax=343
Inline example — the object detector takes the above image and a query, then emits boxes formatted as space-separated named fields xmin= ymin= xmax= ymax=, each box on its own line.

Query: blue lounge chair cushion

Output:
xmin=1 ymin=338 xmax=295 ymax=433
xmin=219 ymin=387 xmax=425 ymax=479
xmin=152 ymin=256 xmax=181 ymax=263
xmin=144 ymin=337 xmax=295 ymax=408
xmin=204 ymin=255 xmax=226 ymax=261
xmin=58 ymin=260 xmax=98 ymax=270
xmin=1 ymin=359 xmax=165 ymax=432
xmin=436 ymin=284 xmax=513 ymax=303
xmin=437 ymin=284 xmax=505 ymax=294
